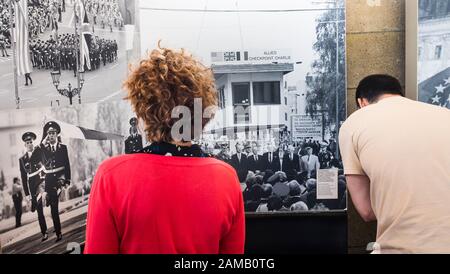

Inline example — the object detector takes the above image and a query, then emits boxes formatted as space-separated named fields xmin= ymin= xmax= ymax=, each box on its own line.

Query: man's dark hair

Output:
xmin=267 ymin=195 xmax=283 ymax=211
xmin=13 ymin=177 xmax=20 ymax=183
xmin=356 ymin=74 xmax=404 ymax=106
xmin=249 ymin=184 xmax=264 ymax=202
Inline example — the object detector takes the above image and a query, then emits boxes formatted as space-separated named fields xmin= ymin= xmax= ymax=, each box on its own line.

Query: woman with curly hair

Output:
xmin=84 ymin=44 xmax=245 ymax=254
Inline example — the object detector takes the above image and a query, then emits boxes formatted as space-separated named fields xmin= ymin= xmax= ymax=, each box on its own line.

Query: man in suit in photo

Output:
xmin=262 ymin=143 xmax=281 ymax=172
xmin=282 ymin=145 xmax=300 ymax=178
xmin=12 ymin=178 xmax=23 ymax=228
xmin=300 ymin=147 xmax=320 ymax=178
xmin=230 ymin=142 xmax=249 ymax=183
xmin=247 ymin=142 xmax=263 ymax=173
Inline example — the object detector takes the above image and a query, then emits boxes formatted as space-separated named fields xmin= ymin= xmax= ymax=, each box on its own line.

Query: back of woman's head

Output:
xmin=124 ymin=42 xmax=218 ymax=143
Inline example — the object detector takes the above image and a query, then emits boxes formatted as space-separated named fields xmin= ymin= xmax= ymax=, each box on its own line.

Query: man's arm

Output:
xmin=346 ymin=175 xmax=376 ymax=222
xmin=339 ymin=124 xmax=376 ymax=223
xmin=63 ymin=146 xmax=71 ymax=181
xmin=19 ymin=158 xmax=30 ymax=196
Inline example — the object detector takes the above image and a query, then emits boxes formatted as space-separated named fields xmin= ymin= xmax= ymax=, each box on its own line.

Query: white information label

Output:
xmin=316 ymin=169 xmax=338 ymax=200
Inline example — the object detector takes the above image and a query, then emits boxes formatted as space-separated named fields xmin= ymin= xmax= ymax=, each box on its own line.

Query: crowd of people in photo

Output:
xmin=0 ymin=0 xmax=63 ymax=41
xmin=30 ymin=34 xmax=118 ymax=74
xmin=0 ymin=2 xmax=12 ymax=50
xmin=84 ymin=0 xmax=124 ymax=32
xmin=202 ymin=137 xmax=347 ymax=213
xmin=0 ymin=0 xmax=121 ymax=68
xmin=28 ymin=0 xmax=63 ymax=38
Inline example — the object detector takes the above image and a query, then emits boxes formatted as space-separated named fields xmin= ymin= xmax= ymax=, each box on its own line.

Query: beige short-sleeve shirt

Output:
xmin=339 ymin=96 xmax=450 ymax=253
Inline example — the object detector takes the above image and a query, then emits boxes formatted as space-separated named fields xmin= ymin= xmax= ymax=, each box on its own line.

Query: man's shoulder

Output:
xmin=340 ymin=108 xmax=370 ymax=137
xmin=59 ymin=143 xmax=68 ymax=149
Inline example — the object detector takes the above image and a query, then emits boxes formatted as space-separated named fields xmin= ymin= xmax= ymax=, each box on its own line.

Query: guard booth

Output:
xmin=204 ymin=61 xmax=294 ymax=144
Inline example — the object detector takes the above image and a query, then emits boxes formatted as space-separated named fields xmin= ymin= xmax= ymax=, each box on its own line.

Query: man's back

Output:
xmin=340 ymin=96 xmax=450 ymax=253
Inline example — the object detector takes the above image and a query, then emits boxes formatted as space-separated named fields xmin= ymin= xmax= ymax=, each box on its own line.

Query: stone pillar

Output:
xmin=345 ymin=0 xmax=406 ymax=254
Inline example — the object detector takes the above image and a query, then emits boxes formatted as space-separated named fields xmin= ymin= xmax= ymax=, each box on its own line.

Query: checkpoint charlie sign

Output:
xmin=211 ymin=49 xmax=292 ymax=65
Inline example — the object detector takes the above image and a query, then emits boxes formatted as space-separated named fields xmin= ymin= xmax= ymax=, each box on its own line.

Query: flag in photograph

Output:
xmin=419 ymin=67 xmax=450 ymax=109
xmin=125 ymin=24 xmax=135 ymax=51
xmin=77 ymin=0 xmax=91 ymax=71
xmin=44 ymin=118 xmax=124 ymax=141
xmin=14 ymin=0 xmax=32 ymax=76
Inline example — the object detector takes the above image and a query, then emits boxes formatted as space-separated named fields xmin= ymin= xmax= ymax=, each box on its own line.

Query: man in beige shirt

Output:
xmin=339 ymin=74 xmax=450 ymax=254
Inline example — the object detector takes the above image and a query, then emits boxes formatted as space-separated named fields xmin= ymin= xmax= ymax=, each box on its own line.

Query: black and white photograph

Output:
xmin=0 ymin=0 xmax=140 ymax=110
xmin=0 ymin=99 xmax=140 ymax=254
xmin=0 ymin=0 xmax=348 ymax=255
xmin=140 ymin=0 xmax=347 ymax=213
xmin=418 ymin=0 xmax=450 ymax=108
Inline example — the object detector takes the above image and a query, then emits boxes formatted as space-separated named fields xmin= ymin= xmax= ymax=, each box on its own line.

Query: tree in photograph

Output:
xmin=305 ymin=0 xmax=346 ymax=136
xmin=95 ymin=101 xmax=126 ymax=156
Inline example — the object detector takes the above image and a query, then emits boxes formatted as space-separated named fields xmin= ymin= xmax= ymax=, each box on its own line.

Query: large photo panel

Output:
xmin=0 ymin=99 xmax=143 ymax=253
xmin=0 ymin=0 xmax=141 ymax=110
xmin=140 ymin=0 xmax=347 ymax=213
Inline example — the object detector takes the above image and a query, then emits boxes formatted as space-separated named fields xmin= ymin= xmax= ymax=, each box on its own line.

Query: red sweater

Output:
xmin=84 ymin=154 xmax=245 ymax=254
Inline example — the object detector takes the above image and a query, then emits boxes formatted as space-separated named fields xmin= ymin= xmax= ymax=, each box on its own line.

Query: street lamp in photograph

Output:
xmin=51 ymin=70 xmax=85 ymax=105
xmin=50 ymin=0 xmax=86 ymax=106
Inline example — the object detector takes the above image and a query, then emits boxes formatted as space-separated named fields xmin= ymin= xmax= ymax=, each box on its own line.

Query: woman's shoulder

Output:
xmin=96 ymin=154 xmax=143 ymax=175
xmin=97 ymin=154 xmax=236 ymax=175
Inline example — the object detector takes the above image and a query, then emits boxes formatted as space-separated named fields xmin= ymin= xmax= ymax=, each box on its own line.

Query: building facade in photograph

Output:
xmin=0 ymin=109 xmax=47 ymax=191
xmin=418 ymin=1 xmax=450 ymax=82
xmin=418 ymin=0 xmax=450 ymax=108
xmin=204 ymin=49 xmax=295 ymax=144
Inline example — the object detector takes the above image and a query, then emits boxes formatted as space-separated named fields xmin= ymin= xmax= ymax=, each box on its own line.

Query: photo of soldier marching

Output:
xmin=0 ymin=0 xmax=137 ymax=110
xmin=19 ymin=132 xmax=48 ymax=240
xmin=0 ymin=101 xmax=133 ymax=254
xmin=17 ymin=121 xmax=72 ymax=243
xmin=39 ymin=121 xmax=71 ymax=243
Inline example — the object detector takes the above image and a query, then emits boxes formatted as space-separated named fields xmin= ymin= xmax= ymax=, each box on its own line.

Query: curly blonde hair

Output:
xmin=124 ymin=43 xmax=218 ymax=143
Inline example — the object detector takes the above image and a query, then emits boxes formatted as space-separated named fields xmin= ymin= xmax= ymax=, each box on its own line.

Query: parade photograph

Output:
xmin=0 ymin=0 xmax=140 ymax=110
xmin=140 ymin=0 xmax=347 ymax=213
xmin=0 ymin=99 xmax=139 ymax=253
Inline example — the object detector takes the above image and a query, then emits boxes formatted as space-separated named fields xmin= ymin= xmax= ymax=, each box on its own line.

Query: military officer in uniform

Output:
xmin=318 ymin=141 xmax=334 ymax=169
xmin=19 ymin=132 xmax=49 ymax=241
xmin=125 ymin=118 xmax=143 ymax=154
xmin=41 ymin=121 xmax=71 ymax=243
